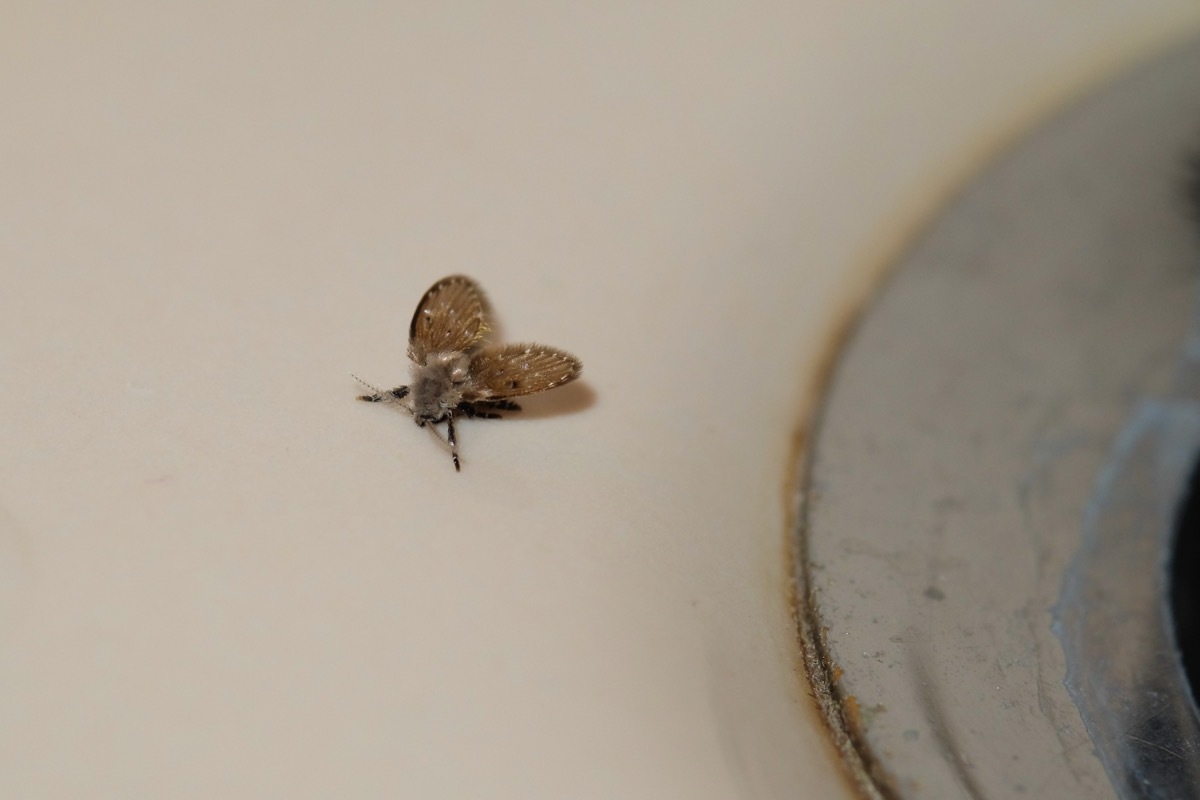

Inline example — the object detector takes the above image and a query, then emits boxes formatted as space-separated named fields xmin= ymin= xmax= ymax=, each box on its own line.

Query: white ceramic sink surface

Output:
xmin=2 ymin=3 xmax=1199 ymax=797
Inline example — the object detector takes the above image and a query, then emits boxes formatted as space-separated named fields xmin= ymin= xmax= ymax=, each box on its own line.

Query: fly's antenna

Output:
xmin=352 ymin=372 xmax=394 ymax=405
xmin=351 ymin=373 xmax=414 ymax=414
xmin=350 ymin=373 xmax=383 ymax=396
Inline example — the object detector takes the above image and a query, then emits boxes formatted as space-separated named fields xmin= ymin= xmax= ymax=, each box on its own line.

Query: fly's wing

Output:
xmin=466 ymin=343 xmax=582 ymax=399
xmin=408 ymin=275 xmax=489 ymax=364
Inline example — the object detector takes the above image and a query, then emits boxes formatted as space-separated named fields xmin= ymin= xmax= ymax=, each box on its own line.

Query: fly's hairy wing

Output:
xmin=408 ymin=275 xmax=490 ymax=364
xmin=466 ymin=343 xmax=582 ymax=399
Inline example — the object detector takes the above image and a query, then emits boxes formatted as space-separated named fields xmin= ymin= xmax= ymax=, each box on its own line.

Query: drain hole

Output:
xmin=1170 ymin=454 xmax=1200 ymax=702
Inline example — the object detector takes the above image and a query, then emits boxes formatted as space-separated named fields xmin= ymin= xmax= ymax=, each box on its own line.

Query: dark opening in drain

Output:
xmin=1170 ymin=454 xmax=1200 ymax=703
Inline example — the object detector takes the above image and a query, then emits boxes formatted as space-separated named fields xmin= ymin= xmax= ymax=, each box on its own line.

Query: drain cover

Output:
xmin=795 ymin=38 xmax=1200 ymax=800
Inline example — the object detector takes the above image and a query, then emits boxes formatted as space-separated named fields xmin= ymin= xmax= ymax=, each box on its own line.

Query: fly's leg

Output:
xmin=357 ymin=385 xmax=409 ymax=403
xmin=353 ymin=374 xmax=409 ymax=404
xmin=478 ymin=400 xmax=521 ymax=412
xmin=420 ymin=419 xmax=461 ymax=472
xmin=459 ymin=399 xmax=520 ymax=419
xmin=459 ymin=403 xmax=501 ymax=420
xmin=446 ymin=416 xmax=461 ymax=472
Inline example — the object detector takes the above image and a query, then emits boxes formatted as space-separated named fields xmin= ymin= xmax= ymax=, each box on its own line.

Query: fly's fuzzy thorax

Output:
xmin=409 ymin=351 xmax=472 ymax=423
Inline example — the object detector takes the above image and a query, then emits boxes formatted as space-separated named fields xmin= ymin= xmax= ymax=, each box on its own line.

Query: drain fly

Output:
xmin=353 ymin=275 xmax=582 ymax=472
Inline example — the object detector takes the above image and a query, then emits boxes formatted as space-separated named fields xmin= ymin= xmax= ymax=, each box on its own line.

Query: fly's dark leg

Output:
xmin=446 ymin=417 xmax=461 ymax=472
xmin=478 ymin=400 xmax=521 ymax=412
xmin=459 ymin=399 xmax=518 ymax=419
xmin=357 ymin=393 xmax=383 ymax=402
xmin=459 ymin=403 xmax=501 ymax=420
xmin=391 ymin=386 xmax=410 ymax=399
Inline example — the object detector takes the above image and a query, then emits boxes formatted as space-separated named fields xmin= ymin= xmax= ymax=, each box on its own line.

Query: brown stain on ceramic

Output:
xmin=783 ymin=272 xmax=899 ymax=800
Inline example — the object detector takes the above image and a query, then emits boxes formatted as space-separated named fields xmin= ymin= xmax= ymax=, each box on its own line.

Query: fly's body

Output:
xmin=409 ymin=352 xmax=471 ymax=425
xmin=353 ymin=275 xmax=582 ymax=471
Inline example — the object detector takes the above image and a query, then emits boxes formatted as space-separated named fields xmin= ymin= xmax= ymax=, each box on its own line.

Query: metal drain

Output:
xmin=795 ymin=37 xmax=1200 ymax=800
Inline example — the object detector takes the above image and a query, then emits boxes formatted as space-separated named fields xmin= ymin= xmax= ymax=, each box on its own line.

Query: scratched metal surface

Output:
xmin=798 ymin=38 xmax=1200 ymax=799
